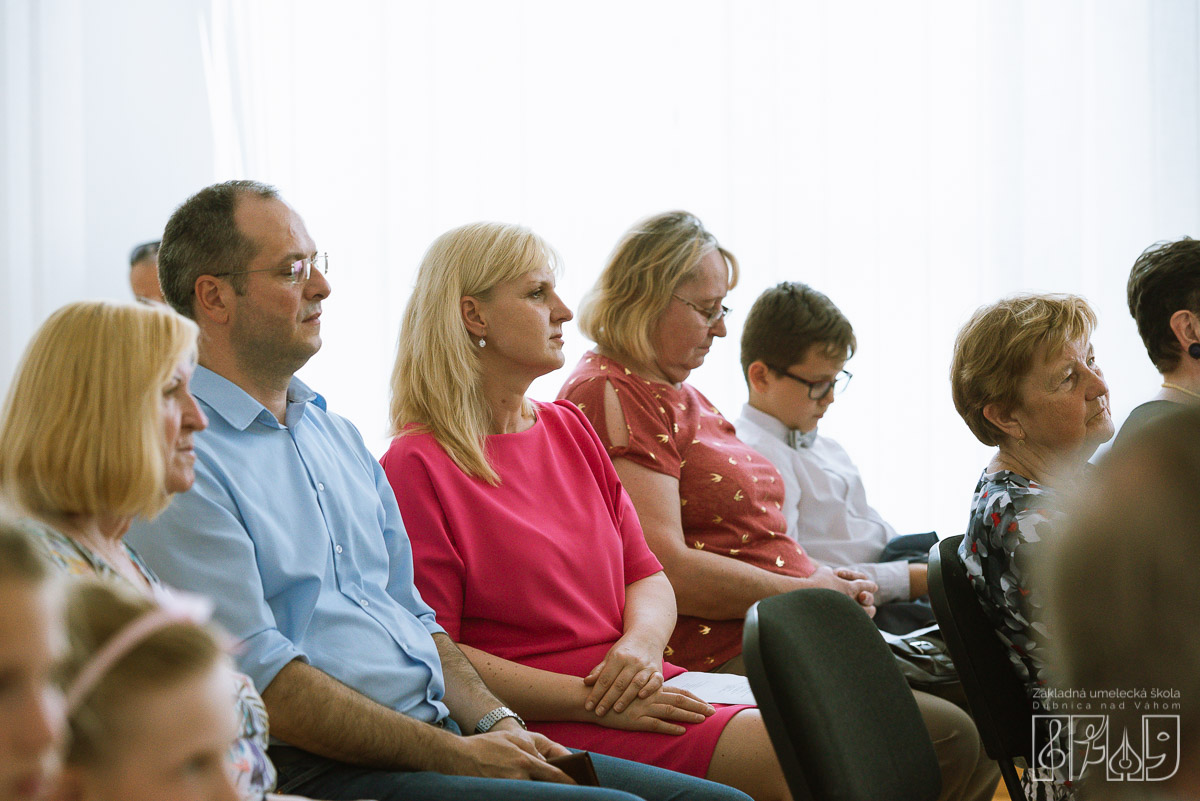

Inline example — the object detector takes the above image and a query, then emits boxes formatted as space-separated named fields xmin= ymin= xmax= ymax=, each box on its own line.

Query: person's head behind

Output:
xmin=950 ymin=294 xmax=1113 ymax=463
xmin=0 ymin=521 xmax=64 ymax=801
xmin=0 ymin=301 xmax=203 ymax=521
xmin=390 ymin=222 xmax=564 ymax=483
xmin=128 ymin=240 xmax=164 ymax=304
xmin=58 ymin=581 xmax=238 ymax=801
xmin=1043 ymin=406 xmax=1200 ymax=796
xmin=1126 ymin=237 xmax=1200 ymax=375
xmin=158 ymin=181 xmax=279 ymax=319
xmin=577 ymin=211 xmax=738 ymax=385
xmin=741 ymin=282 xmax=856 ymax=433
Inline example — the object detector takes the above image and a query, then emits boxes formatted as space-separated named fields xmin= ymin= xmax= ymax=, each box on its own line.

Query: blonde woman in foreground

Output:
xmin=0 ymin=301 xmax=307 ymax=801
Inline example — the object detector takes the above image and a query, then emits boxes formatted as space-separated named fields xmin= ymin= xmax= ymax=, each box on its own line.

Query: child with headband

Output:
xmin=54 ymin=580 xmax=242 ymax=801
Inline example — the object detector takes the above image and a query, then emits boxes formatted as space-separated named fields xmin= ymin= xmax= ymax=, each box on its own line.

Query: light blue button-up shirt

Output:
xmin=128 ymin=366 xmax=449 ymax=726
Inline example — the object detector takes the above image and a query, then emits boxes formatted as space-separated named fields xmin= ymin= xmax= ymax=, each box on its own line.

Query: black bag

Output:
xmin=885 ymin=627 xmax=959 ymax=691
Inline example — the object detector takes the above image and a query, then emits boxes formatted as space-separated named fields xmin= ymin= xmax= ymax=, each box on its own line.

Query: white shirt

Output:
xmin=734 ymin=403 xmax=910 ymax=603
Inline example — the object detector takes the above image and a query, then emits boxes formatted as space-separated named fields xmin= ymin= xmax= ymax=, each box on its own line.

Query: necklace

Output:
xmin=1161 ymin=382 xmax=1200 ymax=402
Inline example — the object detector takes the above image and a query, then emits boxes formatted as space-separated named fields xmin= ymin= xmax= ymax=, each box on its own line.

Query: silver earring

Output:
xmin=478 ymin=338 xmax=486 ymax=348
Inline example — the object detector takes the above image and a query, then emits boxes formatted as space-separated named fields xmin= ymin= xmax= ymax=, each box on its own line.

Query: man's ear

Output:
xmin=982 ymin=401 xmax=1025 ymax=442
xmin=193 ymin=275 xmax=232 ymax=326
xmin=1168 ymin=308 xmax=1200 ymax=352
xmin=746 ymin=361 xmax=773 ymax=394
xmin=461 ymin=295 xmax=487 ymax=339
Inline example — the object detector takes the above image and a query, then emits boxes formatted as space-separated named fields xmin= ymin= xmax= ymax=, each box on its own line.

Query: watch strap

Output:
xmin=474 ymin=705 xmax=526 ymax=734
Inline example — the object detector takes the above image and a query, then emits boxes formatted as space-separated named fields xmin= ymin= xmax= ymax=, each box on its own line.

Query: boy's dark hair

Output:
xmin=1127 ymin=237 xmax=1200 ymax=373
xmin=740 ymin=282 xmax=856 ymax=382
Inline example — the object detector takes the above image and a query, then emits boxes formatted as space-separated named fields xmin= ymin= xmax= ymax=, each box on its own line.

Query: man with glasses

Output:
xmin=127 ymin=180 xmax=749 ymax=801
xmin=734 ymin=282 xmax=939 ymax=635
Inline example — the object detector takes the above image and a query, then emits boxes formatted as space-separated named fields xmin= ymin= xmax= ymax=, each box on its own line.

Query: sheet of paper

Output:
xmin=878 ymin=622 xmax=940 ymax=645
xmin=663 ymin=671 xmax=758 ymax=705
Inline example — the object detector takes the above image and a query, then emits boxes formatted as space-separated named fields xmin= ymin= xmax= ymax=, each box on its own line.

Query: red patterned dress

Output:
xmin=560 ymin=350 xmax=817 ymax=670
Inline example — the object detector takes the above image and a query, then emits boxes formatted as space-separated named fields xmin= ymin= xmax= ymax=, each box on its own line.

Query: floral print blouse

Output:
xmin=957 ymin=472 xmax=1076 ymax=800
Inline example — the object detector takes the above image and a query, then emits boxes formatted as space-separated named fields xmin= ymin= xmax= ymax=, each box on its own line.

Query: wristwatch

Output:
xmin=474 ymin=706 xmax=526 ymax=734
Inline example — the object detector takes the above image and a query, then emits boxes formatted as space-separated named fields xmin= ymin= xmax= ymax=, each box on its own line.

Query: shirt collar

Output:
xmin=739 ymin=403 xmax=819 ymax=449
xmin=191 ymin=365 xmax=325 ymax=431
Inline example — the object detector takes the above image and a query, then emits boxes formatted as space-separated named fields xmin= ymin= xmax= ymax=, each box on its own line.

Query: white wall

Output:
xmin=1 ymin=0 xmax=215 ymax=386
xmin=3 ymin=1 xmax=1198 ymax=541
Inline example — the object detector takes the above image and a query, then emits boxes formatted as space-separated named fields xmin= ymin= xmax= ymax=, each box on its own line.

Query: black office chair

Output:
xmin=928 ymin=535 xmax=1031 ymax=801
xmin=743 ymin=588 xmax=942 ymax=801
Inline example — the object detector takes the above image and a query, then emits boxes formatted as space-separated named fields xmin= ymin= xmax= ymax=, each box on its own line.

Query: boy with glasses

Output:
xmin=734 ymin=282 xmax=935 ymax=634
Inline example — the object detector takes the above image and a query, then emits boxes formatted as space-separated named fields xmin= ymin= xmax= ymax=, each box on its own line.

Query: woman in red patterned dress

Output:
xmin=560 ymin=211 xmax=999 ymax=801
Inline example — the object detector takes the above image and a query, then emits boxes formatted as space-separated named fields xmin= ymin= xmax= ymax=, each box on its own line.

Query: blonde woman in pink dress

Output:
xmin=382 ymin=222 xmax=791 ymax=801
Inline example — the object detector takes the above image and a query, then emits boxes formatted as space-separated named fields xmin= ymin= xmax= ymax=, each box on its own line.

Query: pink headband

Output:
xmin=65 ymin=590 xmax=214 ymax=713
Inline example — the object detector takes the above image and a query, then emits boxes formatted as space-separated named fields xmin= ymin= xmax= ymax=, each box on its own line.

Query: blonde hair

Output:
xmin=950 ymin=294 xmax=1097 ymax=446
xmin=389 ymin=222 xmax=561 ymax=484
xmin=61 ymin=581 xmax=224 ymax=766
xmin=577 ymin=211 xmax=739 ymax=367
xmin=0 ymin=301 xmax=199 ymax=519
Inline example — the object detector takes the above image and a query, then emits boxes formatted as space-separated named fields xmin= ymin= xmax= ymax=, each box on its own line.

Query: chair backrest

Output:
xmin=743 ymin=588 xmax=942 ymax=801
xmin=928 ymin=535 xmax=1033 ymax=767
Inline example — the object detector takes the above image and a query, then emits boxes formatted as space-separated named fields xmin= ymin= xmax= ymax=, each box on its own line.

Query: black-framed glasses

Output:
xmin=212 ymin=252 xmax=329 ymax=285
xmin=770 ymin=366 xmax=852 ymax=400
xmin=672 ymin=293 xmax=731 ymax=326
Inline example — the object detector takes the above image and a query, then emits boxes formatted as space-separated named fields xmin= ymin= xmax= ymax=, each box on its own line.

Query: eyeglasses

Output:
xmin=770 ymin=366 xmax=853 ymax=400
xmin=212 ymin=252 xmax=329 ymax=285
xmin=672 ymin=293 xmax=731 ymax=326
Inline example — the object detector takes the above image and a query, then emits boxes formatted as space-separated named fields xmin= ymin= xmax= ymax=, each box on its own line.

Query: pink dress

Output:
xmin=381 ymin=400 xmax=748 ymax=777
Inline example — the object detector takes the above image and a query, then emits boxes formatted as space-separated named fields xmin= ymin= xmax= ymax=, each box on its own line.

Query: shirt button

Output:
xmin=360 ymin=598 xmax=369 ymax=607
xmin=335 ymin=545 xmax=343 ymax=554
xmin=317 ymin=482 xmax=325 ymax=491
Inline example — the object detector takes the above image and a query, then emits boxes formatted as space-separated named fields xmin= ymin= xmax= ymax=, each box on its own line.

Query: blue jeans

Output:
xmin=269 ymin=745 xmax=751 ymax=801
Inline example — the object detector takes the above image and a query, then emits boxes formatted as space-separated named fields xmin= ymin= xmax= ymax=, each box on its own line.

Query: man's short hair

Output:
xmin=1127 ymin=237 xmax=1200 ymax=373
xmin=158 ymin=180 xmax=279 ymax=318
xmin=128 ymin=240 xmax=160 ymax=267
xmin=740 ymin=282 xmax=856 ymax=381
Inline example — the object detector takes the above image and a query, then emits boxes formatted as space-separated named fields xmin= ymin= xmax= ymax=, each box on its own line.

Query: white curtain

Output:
xmin=5 ymin=1 xmax=1197 ymax=540
xmin=1 ymin=0 xmax=217 ymax=391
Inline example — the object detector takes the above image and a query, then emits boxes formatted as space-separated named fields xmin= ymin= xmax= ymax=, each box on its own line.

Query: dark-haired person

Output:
xmin=129 ymin=240 xmax=165 ymax=304
xmin=951 ymin=293 xmax=1114 ymax=801
xmin=1115 ymin=236 xmax=1200 ymax=446
xmin=733 ymin=282 xmax=935 ymax=634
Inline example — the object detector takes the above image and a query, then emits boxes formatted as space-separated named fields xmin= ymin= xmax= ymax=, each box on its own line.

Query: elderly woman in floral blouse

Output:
xmin=951 ymin=293 xmax=1114 ymax=801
